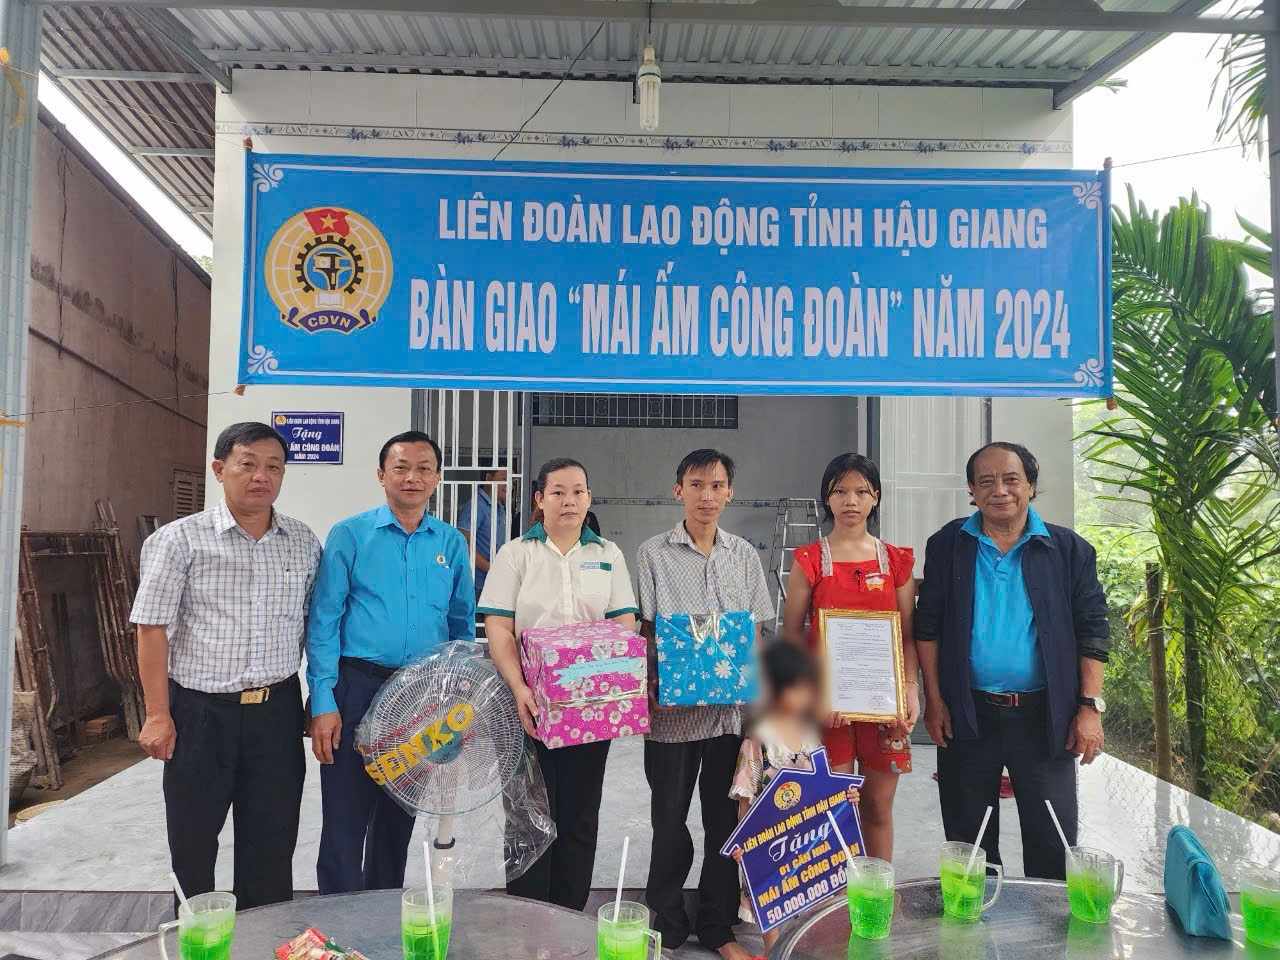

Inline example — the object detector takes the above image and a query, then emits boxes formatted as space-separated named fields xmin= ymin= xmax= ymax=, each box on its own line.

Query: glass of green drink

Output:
xmin=1241 ymin=862 xmax=1280 ymax=949
xmin=1065 ymin=846 xmax=1123 ymax=924
xmin=597 ymin=901 xmax=662 ymax=960
xmin=939 ymin=841 xmax=1003 ymax=922
xmin=158 ymin=891 xmax=236 ymax=960
xmin=846 ymin=856 xmax=895 ymax=940
xmin=402 ymin=886 xmax=453 ymax=960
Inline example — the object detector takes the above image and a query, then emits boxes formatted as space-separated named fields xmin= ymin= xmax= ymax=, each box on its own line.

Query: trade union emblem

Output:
xmin=264 ymin=206 xmax=392 ymax=334
xmin=773 ymin=780 xmax=803 ymax=811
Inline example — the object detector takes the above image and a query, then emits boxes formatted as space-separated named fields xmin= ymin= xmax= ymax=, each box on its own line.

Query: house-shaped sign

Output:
xmin=720 ymin=747 xmax=865 ymax=933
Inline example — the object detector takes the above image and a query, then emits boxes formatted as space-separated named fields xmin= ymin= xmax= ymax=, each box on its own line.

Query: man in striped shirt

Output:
xmin=636 ymin=449 xmax=774 ymax=960
xmin=131 ymin=421 xmax=321 ymax=908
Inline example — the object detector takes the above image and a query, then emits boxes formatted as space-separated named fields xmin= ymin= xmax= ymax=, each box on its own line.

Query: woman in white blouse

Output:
xmin=479 ymin=458 xmax=638 ymax=911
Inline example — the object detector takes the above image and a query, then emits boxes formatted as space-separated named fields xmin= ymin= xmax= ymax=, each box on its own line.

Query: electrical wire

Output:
xmin=1111 ymin=142 xmax=1260 ymax=168
xmin=491 ymin=20 xmax=607 ymax=162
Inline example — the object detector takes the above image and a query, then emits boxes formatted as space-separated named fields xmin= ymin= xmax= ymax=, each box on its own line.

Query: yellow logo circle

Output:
xmin=774 ymin=780 xmax=802 ymax=811
xmin=265 ymin=207 xmax=392 ymax=334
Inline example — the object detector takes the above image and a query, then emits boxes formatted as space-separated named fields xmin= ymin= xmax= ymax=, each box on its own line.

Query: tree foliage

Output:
xmin=1083 ymin=189 xmax=1279 ymax=799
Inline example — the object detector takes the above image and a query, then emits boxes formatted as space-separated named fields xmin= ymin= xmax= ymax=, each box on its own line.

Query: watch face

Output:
xmin=1094 ymin=695 xmax=1106 ymax=714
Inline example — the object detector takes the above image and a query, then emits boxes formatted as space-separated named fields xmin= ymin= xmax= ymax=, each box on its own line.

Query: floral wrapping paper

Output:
xmin=520 ymin=619 xmax=650 ymax=748
xmin=655 ymin=610 xmax=759 ymax=706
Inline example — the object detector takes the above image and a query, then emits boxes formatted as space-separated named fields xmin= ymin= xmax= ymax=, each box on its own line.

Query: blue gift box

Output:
xmin=655 ymin=610 xmax=759 ymax=706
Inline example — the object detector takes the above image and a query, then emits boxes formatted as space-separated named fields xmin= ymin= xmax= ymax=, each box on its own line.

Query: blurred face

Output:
xmin=674 ymin=461 xmax=733 ymax=527
xmin=378 ymin=441 xmax=440 ymax=514
xmin=826 ymin=470 xmax=879 ymax=530
xmin=212 ymin=438 xmax=286 ymax=513
xmin=775 ymin=680 xmax=819 ymax=722
xmin=487 ymin=468 xmax=509 ymax=505
xmin=968 ymin=447 xmax=1034 ymax=527
xmin=535 ymin=466 xmax=590 ymax=534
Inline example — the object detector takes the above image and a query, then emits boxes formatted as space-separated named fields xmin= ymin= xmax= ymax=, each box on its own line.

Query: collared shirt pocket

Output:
xmin=577 ymin=559 xmax=613 ymax=603
xmin=266 ymin=567 xmax=311 ymax=620
xmin=423 ymin=554 xmax=454 ymax=612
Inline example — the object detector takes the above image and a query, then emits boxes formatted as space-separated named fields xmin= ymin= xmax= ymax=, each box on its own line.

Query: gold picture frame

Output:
xmin=816 ymin=608 xmax=906 ymax=723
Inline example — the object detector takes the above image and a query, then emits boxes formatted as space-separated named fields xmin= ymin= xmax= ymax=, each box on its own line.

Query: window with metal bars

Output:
xmin=531 ymin=393 xmax=739 ymax=429
xmin=172 ymin=469 xmax=206 ymax=519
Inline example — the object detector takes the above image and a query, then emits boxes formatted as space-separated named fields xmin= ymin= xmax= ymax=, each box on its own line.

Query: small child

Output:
xmin=729 ymin=643 xmax=860 ymax=950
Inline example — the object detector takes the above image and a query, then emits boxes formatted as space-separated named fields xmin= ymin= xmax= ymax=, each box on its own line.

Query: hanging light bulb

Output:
xmin=637 ymin=44 xmax=661 ymax=131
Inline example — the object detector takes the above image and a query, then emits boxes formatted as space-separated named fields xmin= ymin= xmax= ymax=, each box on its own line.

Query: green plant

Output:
xmin=1084 ymin=188 xmax=1279 ymax=798
xmin=1212 ymin=2 xmax=1267 ymax=152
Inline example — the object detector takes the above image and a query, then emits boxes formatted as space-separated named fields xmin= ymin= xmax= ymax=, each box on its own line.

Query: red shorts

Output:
xmin=822 ymin=722 xmax=913 ymax=774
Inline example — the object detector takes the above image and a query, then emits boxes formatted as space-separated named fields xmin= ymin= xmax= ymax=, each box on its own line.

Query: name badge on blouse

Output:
xmin=864 ymin=574 xmax=887 ymax=590
xmin=579 ymin=561 xmax=612 ymax=572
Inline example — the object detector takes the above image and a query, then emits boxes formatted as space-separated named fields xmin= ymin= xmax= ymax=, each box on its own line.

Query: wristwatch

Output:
xmin=1078 ymin=695 xmax=1106 ymax=714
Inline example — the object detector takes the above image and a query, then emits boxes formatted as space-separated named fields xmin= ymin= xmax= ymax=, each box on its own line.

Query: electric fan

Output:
xmin=353 ymin=642 xmax=549 ymax=875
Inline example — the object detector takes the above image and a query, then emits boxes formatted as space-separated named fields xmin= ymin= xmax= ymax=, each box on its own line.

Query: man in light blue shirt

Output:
xmin=307 ymin=430 xmax=475 ymax=894
xmin=456 ymin=465 xmax=508 ymax=595
xmin=963 ymin=506 xmax=1049 ymax=693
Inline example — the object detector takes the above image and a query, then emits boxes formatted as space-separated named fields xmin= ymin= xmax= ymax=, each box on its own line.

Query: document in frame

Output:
xmin=818 ymin=609 xmax=905 ymax=723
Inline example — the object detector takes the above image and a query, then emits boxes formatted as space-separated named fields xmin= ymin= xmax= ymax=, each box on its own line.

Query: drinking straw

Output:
xmin=826 ymin=810 xmax=854 ymax=865
xmin=169 ymin=872 xmax=189 ymax=912
xmin=1044 ymin=799 xmax=1071 ymax=853
xmin=423 ymin=839 xmax=439 ymax=952
xmin=614 ymin=836 xmax=630 ymax=922
xmin=965 ymin=806 xmax=994 ymax=874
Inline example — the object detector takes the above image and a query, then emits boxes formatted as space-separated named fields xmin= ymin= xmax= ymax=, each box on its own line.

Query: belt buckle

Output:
xmin=240 ymin=687 xmax=269 ymax=705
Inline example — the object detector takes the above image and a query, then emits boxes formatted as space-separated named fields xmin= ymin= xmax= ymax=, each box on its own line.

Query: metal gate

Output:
xmin=414 ymin=389 xmax=528 ymax=595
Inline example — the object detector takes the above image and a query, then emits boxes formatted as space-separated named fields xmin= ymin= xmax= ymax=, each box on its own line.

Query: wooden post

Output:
xmin=1145 ymin=562 xmax=1172 ymax=783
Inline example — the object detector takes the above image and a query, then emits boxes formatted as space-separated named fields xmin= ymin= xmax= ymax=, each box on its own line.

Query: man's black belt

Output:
xmin=974 ymin=688 xmax=1046 ymax=708
xmin=340 ymin=656 xmax=398 ymax=681
xmin=176 ymin=674 xmax=298 ymax=705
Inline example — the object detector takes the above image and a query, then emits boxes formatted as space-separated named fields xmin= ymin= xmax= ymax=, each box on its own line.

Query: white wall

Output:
xmin=530 ymin=395 xmax=864 ymax=569
xmin=211 ymin=72 xmax=1075 ymax=545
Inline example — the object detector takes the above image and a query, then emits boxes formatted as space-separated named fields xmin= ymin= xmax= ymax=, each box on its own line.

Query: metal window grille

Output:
xmin=172 ymin=470 xmax=205 ymax=519
xmin=531 ymin=393 xmax=739 ymax=429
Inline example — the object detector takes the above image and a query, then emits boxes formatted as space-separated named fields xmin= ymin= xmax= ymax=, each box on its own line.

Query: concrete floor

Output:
xmin=1 ymin=738 xmax=1278 ymax=956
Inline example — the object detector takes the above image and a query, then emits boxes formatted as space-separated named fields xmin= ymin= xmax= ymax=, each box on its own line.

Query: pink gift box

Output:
xmin=520 ymin=620 xmax=650 ymax=749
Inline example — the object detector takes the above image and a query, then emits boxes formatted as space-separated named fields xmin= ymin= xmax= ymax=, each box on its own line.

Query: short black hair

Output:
xmin=965 ymin=442 xmax=1039 ymax=490
xmin=213 ymin=421 xmax=286 ymax=461
xmin=379 ymin=430 xmax=443 ymax=470
xmin=536 ymin=458 xmax=589 ymax=492
xmin=819 ymin=453 xmax=882 ymax=525
xmin=762 ymin=642 xmax=819 ymax=698
xmin=676 ymin=448 xmax=736 ymax=486
xmin=585 ymin=511 xmax=601 ymax=536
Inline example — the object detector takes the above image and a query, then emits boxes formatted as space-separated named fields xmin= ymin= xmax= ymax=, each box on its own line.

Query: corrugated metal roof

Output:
xmin=176 ymin=2 xmax=1135 ymax=83
xmin=42 ymin=5 xmax=215 ymax=231
xmin=39 ymin=0 xmax=1209 ymax=237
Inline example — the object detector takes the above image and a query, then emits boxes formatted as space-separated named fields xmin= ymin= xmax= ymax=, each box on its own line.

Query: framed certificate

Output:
xmin=816 ymin=609 xmax=906 ymax=723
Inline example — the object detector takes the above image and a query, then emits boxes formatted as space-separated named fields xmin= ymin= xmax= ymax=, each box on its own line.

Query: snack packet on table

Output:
xmin=275 ymin=927 xmax=370 ymax=960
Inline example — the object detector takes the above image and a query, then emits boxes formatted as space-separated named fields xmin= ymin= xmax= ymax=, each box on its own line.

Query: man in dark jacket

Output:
xmin=916 ymin=442 xmax=1109 ymax=880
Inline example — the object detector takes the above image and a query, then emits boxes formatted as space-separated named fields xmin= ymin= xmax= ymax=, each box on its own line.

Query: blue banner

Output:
xmin=241 ymin=153 xmax=1111 ymax=396
xmin=721 ymin=748 xmax=865 ymax=933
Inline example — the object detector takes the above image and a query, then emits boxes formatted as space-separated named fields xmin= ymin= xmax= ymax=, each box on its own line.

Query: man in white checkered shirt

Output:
xmin=635 ymin=449 xmax=774 ymax=960
xmin=131 ymin=421 xmax=321 ymax=909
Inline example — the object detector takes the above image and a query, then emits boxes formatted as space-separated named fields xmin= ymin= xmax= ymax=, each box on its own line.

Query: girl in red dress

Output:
xmin=781 ymin=452 xmax=920 ymax=862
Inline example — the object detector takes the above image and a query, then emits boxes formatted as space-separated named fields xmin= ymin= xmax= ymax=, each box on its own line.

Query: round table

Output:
xmin=773 ymin=878 xmax=1258 ymax=959
xmin=92 ymin=890 xmax=602 ymax=959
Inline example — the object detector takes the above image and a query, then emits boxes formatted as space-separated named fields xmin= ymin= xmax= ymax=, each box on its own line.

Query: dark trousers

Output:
xmin=937 ymin=696 xmax=1078 ymax=880
xmin=507 ymin=738 xmax=611 ymax=911
xmin=317 ymin=662 xmax=417 ymax=894
xmin=644 ymin=735 xmax=742 ymax=951
xmin=164 ymin=677 xmax=305 ymax=910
